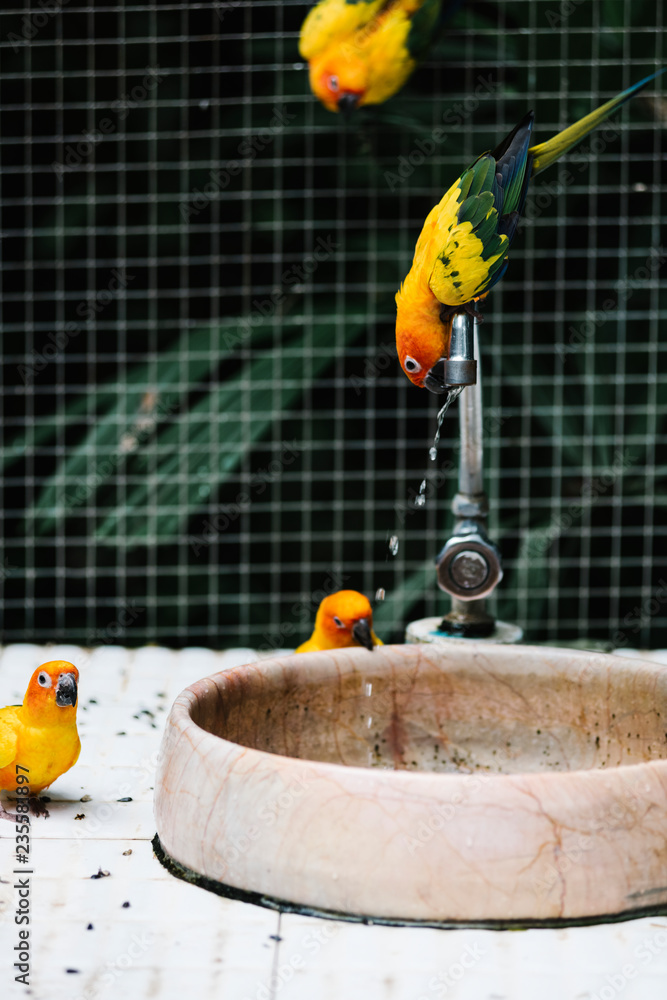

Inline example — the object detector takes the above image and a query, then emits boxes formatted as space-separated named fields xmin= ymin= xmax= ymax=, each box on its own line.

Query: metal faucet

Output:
xmin=435 ymin=316 xmax=505 ymax=638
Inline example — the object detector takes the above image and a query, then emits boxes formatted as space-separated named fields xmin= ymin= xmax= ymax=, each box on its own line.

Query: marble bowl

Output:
xmin=154 ymin=642 xmax=667 ymax=923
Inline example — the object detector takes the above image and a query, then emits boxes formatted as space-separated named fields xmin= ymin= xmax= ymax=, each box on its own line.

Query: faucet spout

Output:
xmin=442 ymin=312 xmax=477 ymax=388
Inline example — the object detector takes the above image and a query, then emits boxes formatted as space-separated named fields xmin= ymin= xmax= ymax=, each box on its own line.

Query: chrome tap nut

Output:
xmin=436 ymin=527 xmax=503 ymax=601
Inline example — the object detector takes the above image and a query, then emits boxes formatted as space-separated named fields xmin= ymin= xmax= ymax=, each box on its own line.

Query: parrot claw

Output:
xmin=463 ymin=300 xmax=485 ymax=322
xmin=28 ymin=796 xmax=50 ymax=818
xmin=439 ymin=300 xmax=485 ymax=325
xmin=0 ymin=803 xmax=17 ymax=823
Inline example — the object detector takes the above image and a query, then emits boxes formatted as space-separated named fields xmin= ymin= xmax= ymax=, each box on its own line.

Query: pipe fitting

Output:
xmin=443 ymin=313 xmax=477 ymax=387
xmin=436 ymin=520 xmax=503 ymax=601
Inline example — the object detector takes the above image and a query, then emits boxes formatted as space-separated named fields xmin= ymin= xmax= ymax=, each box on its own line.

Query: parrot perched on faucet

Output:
xmin=296 ymin=590 xmax=384 ymax=652
xmin=395 ymin=68 xmax=666 ymax=392
xmin=0 ymin=661 xmax=80 ymax=815
xmin=299 ymin=0 xmax=461 ymax=113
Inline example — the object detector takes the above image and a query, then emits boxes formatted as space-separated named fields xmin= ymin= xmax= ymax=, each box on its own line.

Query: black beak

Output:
xmin=423 ymin=359 xmax=447 ymax=394
xmin=352 ymin=618 xmax=374 ymax=651
xmin=55 ymin=672 xmax=78 ymax=708
xmin=337 ymin=93 xmax=359 ymax=113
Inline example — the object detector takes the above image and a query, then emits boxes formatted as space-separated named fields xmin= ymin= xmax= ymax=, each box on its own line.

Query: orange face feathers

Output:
xmin=23 ymin=661 xmax=79 ymax=723
xmin=395 ymin=279 xmax=451 ymax=389
xmin=296 ymin=590 xmax=384 ymax=652
xmin=308 ymin=53 xmax=368 ymax=113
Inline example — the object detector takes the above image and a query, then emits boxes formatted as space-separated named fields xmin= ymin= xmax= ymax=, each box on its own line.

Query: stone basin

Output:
xmin=154 ymin=642 xmax=667 ymax=923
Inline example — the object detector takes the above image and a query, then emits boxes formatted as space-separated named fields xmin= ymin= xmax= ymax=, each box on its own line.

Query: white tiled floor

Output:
xmin=1 ymin=643 xmax=667 ymax=1000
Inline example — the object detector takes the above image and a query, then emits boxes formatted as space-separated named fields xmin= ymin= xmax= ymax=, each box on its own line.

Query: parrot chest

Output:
xmin=15 ymin=722 xmax=80 ymax=792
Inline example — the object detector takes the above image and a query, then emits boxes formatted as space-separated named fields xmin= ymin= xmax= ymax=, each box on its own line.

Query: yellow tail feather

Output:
xmin=529 ymin=68 xmax=666 ymax=176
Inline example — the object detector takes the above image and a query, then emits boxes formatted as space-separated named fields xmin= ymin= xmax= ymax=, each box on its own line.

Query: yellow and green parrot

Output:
xmin=395 ymin=69 xmax=666 ymax=392
xmin=299 ymin=0 xmax=462 ymax=112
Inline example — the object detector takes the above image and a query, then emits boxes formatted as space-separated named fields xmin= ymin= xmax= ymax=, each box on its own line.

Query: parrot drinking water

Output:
xmin=299 ymin=0 xmax=459 ymax=112
xmin=296 ymin=590 xmax=384 ymax=652
xmin=395 ymin=69 xmax=666 ymax=392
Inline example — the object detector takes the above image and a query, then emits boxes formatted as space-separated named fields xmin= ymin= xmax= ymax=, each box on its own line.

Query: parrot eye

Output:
xmin=329 ymin=75 xmax=339 ymax=92
xmin=37 ymin=672 xmax=52 ymax=688
xmin=404 ymin=356 xmax=422 ymax=374
xmin=333 ymin=615 xmax=345 ymax=629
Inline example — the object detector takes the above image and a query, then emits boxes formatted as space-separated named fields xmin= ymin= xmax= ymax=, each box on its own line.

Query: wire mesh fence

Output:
xmin=1 ymin=0 xmax=665 ymax=650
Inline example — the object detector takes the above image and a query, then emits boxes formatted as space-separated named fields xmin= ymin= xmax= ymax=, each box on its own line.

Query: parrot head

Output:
xmin=395 ymin=283 xmax=452 ymax=392
xmin=315 ymin=590 xmax=379 ymax=650
xmin=23 ymin=660 xmax=79 ymax=724
xmin=308 ymin=49 xmax=368 ymax=113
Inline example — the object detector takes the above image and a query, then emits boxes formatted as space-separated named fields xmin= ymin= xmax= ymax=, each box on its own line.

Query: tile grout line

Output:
xmin=269 ymin=910 xmax=283 ymax=1000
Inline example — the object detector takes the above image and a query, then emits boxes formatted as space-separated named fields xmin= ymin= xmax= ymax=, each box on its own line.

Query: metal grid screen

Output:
xmin=1 ymin=0 xmax=666 ymax=651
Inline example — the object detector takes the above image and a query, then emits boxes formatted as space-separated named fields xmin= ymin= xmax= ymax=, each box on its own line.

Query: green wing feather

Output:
xmin=455 ymin=159 xmax=507 ymax=264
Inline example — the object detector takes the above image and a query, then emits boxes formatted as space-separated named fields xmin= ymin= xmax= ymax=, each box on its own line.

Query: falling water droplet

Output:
xmin=389 ymin=535 xmax=399 ymax=556
xmin=429 ymin=446 xmax=437 ymax=461
xmin=375 ymin=587 xmax=385 ymax=602
xmin=365 ymin=682 xmax=372 ymax=697
xmin=414 ymin=480 xmax=426 ymax=507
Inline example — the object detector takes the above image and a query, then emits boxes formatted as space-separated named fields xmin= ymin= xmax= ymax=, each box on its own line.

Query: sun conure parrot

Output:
xmin=395 ymin=68 xmax=666 ymax=392
xmin=299 ymin=0 xmax=461 ymax=112
xmin=0 ymin=661 xmax=80 ymax=813
xmin=296 ymin=590 xmax=384 ymax=652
